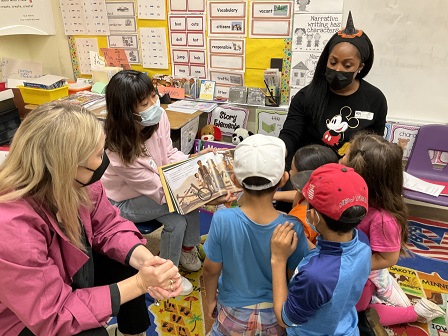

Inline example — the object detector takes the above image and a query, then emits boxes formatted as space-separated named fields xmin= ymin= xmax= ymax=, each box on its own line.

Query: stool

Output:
xmin=134 ymin=219 xmax=163 ymax=235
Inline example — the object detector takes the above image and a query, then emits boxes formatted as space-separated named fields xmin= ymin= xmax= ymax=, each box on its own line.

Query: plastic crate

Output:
xmin=18 ymin=85 xmax=69 ymax=105
xmin=0 ymin=107 xmax=20 ymax=146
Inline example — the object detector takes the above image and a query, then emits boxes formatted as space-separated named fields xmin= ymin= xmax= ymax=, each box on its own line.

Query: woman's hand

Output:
xmin=137 ymin=257 xmax=182 ymax=299
xmin=271 ymin=222 xmax=298 ymax=264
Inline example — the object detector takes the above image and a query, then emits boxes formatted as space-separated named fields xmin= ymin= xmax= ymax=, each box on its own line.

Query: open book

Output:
xmin=159 ymin=149 xmax=240 ymax=215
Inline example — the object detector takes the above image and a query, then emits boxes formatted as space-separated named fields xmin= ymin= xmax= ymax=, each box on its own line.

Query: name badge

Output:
xmin=355 ymin=111 xmax=374 ymax=120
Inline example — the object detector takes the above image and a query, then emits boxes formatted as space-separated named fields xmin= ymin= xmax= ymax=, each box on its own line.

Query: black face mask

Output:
xmin=75 ymin=153 xmax=110 ymax=187
xmin=325 ymin=67 xmax=355 ymax=91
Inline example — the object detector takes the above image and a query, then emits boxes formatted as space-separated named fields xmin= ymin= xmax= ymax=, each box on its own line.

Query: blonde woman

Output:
xmin=0 ymin=103 xmax=182 ymax=336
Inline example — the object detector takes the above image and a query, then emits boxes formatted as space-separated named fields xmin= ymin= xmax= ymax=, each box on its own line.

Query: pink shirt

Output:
xmin=0 ymin=181 xmax=146 ymax=336
xmin=357 ymin=208 xmax=402 ymax=253
xmin=102 ymin=110 xmax=188 ymax=204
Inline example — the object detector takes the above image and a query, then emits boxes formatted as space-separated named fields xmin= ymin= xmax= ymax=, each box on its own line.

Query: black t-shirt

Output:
xmin=279 ymin=79 xmax=387 ymax=161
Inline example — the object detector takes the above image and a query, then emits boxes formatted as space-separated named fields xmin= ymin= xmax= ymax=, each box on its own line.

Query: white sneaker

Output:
xmin=180 ymin=247 xmax=202 ymax=272
xmin=414 ymin=298 xmax=445 ymax=323
xmin=180 ymin=276 xmax=193 ymax=296
xmin=384 ymin=276 xmax=411 ymax=307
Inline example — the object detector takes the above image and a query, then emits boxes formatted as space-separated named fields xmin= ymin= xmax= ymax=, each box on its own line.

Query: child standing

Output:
xmin=271 ymin=163 xmax=371 ymax=336
xmin=102 ymin=70 xmax=219 ymax=295
xmin=203 ymin=134 xmax=309 ymax=335
xmin=274 ymin=144 xmax=338 ymax=244
xmin=342 ymin=132 xmax=445 ymax=327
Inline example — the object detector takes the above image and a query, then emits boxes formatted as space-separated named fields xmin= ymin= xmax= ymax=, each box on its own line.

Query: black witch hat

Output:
xmin=338 ymin=11 xmax=363 ymax=38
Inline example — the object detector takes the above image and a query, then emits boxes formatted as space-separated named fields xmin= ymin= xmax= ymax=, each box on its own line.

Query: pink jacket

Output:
xmin=0 ymin=181 xmax=146 ymax=336
xmin=102 ymin=110 xmax=188 ymax=204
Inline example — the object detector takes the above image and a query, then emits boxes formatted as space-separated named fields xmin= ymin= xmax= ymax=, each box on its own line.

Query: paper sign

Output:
xmin=1 ymin=58 xmax=42 ymax=81
xmin=403 ymin=172 xmax=445 ymax=197
xmin=0 ymin=0 xmax=56 ymax=36
xmin=100 ymin=48 xmax=131 ymax=70
xmin=256 ymin=109 xmax=288 ymax=137
xmin=157 ymin=86 xmax=185 ymax=99
xmin=89 ymin=51 xmax=106 ymax=70
xmin=208 ymin=105 xmax=249 ymax=136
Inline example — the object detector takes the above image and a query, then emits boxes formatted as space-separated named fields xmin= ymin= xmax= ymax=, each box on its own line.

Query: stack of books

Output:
xmin=23 ymin=75 xmax=66 ymax=90
xmin=166 ymin=100 xmax=217 ymax=113
xmin=56 ymin=91 xmax=107 ymax=118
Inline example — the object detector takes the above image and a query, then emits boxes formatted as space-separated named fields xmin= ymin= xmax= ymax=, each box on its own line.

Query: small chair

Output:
xmin=134 ymin=219 xmax=163 ymax=235
xmin=403 ymin=124 xmax=448 ymax=207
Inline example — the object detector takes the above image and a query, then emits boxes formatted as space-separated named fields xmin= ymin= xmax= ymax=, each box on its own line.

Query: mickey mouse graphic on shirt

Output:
xmin=322 ymin=106 xmax=360 ymax=146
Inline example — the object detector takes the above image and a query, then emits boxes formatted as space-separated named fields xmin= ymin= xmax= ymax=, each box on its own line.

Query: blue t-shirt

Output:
xmin=282 ymin=230 xmax=371 ymax=336
xmin=204 ymin=207 xmax=309 ymax=308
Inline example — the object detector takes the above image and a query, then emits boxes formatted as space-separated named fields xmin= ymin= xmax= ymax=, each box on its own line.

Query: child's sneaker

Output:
xmin=414 ymin=298 xmax=445 ymax=323
xmin=358 ymin=308 xmax=388 ymax=336
xmin=180 ymin=276 xmax=193 ymax=296
xmin=384 ymin=276 xmax=411 ymax=307
xmin=180 ymin=246 xmax=202 ymax=271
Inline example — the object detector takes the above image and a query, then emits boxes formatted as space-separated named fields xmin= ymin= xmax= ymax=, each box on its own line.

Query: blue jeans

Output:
xmin=109 ymin=196 xmax=200 ymax=267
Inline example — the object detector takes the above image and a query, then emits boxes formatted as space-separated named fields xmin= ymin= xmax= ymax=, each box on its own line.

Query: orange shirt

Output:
xmin=289 ymin=203 xmax=318 ymax=244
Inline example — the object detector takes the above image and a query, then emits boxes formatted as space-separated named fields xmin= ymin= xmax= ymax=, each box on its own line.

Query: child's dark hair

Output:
xmin=310 ymin=204 xmax=366 ymax=233
xmin=293 ymin=144 xmax=338 ymax=171
xmin=346 ymin=132 xmax=409 ymax=254
xmin=105 ymin=70 xmax=159 ymax=165
xmin=242 ymin=176 xmax=279 ymax=196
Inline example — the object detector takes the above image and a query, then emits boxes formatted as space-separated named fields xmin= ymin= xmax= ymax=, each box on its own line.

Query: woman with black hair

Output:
xmin=280 ymin=12 xmax=387 ymax=162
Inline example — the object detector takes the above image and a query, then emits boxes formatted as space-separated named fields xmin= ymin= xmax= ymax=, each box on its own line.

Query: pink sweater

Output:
xmin=102 ymin=111 xmax=188 ymax=204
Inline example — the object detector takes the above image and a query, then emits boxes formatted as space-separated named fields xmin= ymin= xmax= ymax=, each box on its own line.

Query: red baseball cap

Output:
xmin=299 ymin=163 xmax=369 ymax=222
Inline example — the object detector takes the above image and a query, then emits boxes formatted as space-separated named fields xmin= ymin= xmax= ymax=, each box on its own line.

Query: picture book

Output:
xmin=199 ymin=80 xmax=216 ymax=101
xmin=159 ymin=149 xmax=240 ymax=215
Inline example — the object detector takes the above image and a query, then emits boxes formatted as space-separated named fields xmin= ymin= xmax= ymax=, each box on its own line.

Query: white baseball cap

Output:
xmin=234 ymin=134 xmax=286 ymax=190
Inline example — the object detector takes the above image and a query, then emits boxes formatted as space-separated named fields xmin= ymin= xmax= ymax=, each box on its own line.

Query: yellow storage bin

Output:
xmin=19 ymin=85 xmax=69 ymax=105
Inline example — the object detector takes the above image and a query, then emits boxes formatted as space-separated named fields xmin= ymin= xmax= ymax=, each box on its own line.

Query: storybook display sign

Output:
xmin=159 ymin=150 xmax=240 ymax=215
xmin=207 ymin=105 xmax=249 ymax=136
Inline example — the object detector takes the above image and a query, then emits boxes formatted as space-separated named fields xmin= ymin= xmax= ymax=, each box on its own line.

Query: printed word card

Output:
xmin=169 ymin=0 xmax=205 ymax=13
xmin=138 ymin=0 xmax=165 ymax=19
xmin=75 ymin=38 xmax=99 ymax=75
xmin=140 ymin=27 xmax=169 ymax=69
xmin=249 ymin=1 xmax=293 ymax=38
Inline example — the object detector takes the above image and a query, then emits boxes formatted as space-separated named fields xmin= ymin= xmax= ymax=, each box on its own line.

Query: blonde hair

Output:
xmin=0 ymin=102 xmax=104 ymax=250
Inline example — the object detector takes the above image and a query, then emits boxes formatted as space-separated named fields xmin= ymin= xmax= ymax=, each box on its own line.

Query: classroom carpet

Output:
xmin=107 ymin=216 xmax=448 ymax=336
xmin=386 ymin=217 xmax=448 ymax=336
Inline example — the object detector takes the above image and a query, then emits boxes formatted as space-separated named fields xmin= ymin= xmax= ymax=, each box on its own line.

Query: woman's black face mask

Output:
xmin=325 ymin=67 xmax=355 ymax=91
xmin=75 ymin=153 xmax=110 ymax=187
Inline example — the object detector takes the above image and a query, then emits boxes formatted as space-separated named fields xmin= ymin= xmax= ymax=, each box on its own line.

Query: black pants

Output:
xmin=20 ymin=250 xmax=150 ymax=335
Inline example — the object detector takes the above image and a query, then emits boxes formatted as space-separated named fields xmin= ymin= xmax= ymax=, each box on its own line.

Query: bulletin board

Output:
xmin=66 ymin=0 xmax=291 ymax=97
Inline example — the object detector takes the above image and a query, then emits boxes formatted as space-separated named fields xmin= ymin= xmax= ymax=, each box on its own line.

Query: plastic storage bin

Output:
xmin=18 ymin=85 xmax=69 ymax=105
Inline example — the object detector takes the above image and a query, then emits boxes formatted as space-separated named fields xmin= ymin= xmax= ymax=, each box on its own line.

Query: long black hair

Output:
xmin=104 ymin=70 xmax=159 ymax=165
xmin=304 ymin=31 xmax=374 ymax=124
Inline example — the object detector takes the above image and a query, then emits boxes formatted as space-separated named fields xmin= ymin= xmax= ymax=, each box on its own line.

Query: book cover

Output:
xmin=199 ymin=80 xmax=216 ymax=101
xmin=158 ymin=150 xmax=240 ymax=215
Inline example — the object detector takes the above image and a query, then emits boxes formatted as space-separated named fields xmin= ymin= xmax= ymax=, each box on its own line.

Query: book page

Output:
xmin=159 ymin=150 xmax=239 ymax=214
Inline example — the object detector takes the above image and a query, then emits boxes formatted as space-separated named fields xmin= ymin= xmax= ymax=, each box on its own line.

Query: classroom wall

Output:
xmin=1 ymin=0 xmax=448 ymax=125
xmin=0 ymin=0 xmax=74 ymax=81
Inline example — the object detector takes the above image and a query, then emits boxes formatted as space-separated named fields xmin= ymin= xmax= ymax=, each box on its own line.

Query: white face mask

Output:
xmin=306 ymin=209 xmax=320 ymax=233
xmin=135 ymin=98 xmax=163 ymax=126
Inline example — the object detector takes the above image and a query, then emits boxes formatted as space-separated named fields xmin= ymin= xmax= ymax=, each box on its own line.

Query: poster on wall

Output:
xmin=0 ymin=0 xmax=55 ymax=35
xmin=292 ymin=13 xmax=342 ymax=52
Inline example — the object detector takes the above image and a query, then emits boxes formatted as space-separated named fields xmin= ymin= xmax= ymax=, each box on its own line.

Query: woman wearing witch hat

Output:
xmin=276 ymin=11 xmax=387 ymax=212
xmin=280 ymin=11 xmax=386 ymax=160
